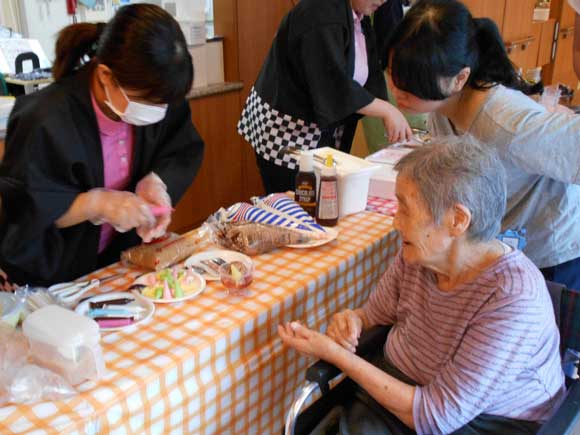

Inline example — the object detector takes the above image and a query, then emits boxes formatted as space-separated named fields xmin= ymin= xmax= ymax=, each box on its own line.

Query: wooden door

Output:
xmin=537 ymin=18 xmax=557 ymax=67
xmin=502 ymin=0 xmax=535 ymax=42
xmin=551 ymin=26 xmax=578 ymax=89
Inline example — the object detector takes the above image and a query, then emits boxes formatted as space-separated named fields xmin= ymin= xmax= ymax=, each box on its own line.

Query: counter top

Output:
xmin=186 ymin=82 xmax=243 ymax=100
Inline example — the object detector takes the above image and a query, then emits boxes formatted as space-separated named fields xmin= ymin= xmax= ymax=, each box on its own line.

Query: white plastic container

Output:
xmin=312 ymin=147 xmax=380 ymax=217
xmin=22 ymin=305 xmax=104 ymax=385
xmin=365 ymin=147 xmax=414 ymax=200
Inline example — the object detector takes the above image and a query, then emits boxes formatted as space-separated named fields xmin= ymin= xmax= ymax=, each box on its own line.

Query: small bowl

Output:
xmin=219 ymin=260 xmax=254 ymax=296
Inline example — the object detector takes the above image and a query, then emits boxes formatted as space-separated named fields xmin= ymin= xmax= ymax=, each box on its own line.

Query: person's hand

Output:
xmin=0 ymin=268 xmax=17 ymax=292
xmin=87 ymin=189 xmax=155 ymax=233
xmin=326 ymin=309 xmax=363 ymax=353
xmin=383 ymin=105 xmax=413 ymax=144
xmin=135 ymin=172 xmax=172 ymax=242
xmin=278 ymin=321 xmax=342 ymax=362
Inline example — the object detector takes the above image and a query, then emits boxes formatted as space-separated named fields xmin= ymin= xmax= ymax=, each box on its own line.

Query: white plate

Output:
xmin=132 ymin=270 xmax=206 ymax=303
xmin=75 ymin=291 xmax=155 ymax=332
xmin=287 ymin=226 xmax=339 ymax=248
xmin=184 ymin=249 xmax=254 ymax=281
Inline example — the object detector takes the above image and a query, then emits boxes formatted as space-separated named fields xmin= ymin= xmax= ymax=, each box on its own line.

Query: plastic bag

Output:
xmin=203 ymin=214 xmax=312 ymax=255
xmin=121 ymin=231 xmax=204 ymax=270
xmin=0 ymin=325 xmax=76 ymax=405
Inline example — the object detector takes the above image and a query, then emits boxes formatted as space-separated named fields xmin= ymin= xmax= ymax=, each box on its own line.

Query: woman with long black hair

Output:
xmin=386 ymin=0 xmax=580 ymax=290
xmin=0 ymin=4 xmax=204 ymax=286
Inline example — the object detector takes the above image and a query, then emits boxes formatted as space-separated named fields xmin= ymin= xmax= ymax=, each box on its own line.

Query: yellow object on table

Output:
xmin=0 ymin=211 xmax=399 ymax=435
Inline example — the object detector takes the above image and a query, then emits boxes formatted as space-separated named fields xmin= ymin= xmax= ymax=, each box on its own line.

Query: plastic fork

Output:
xmin=48 ymin=279 xmax=100 ymax=306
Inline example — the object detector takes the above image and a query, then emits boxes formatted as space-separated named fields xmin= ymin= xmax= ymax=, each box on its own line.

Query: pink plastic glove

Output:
xmin=88 ymin=189 xmax=155 ymax=233
xmin=135 ymin=172 xmax=173 ymax=243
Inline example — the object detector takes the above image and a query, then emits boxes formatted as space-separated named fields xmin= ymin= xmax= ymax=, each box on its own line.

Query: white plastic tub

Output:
xmin=312 ymin=147 xmax=380 ymax=217
xmin=23 ymin=305 xmax=105 ymax=385
xmin=365 ymin=147 xmax=414 ymax=200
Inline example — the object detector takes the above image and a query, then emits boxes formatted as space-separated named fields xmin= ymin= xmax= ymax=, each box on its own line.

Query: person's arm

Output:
xmin=279 ymin=321 xmax=417 ymax=428
xmin=296 ymin=24 xmax=410 ymax=141
xmin=328 ymin=340 xmax=416 ymax=427
xmin=489 ymin=93 xmax=580 ymax=184
xmin=55 ymin=189 xmax=155 ymax=231
xmin=327 ymin=252 xmax=404 ymax=351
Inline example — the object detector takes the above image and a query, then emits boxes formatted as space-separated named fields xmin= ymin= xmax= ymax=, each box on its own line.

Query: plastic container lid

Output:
xmin=23 ymin=305 xmax=100 ymax=349
xmin=299 ymin=151 xmax=314 ymax=172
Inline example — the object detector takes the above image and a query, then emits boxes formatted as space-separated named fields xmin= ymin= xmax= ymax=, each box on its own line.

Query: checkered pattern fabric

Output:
xmin=366 ymin=196 xmax=399 ymax=217
xmin=0 ymin=212 xmax=400 ymax=435
xmin=237 ymin=88 xmax=322 ymax=170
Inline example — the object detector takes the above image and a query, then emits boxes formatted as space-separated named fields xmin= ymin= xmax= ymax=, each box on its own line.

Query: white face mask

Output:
xmin=104 ymin=84 xmax=168 ymax=126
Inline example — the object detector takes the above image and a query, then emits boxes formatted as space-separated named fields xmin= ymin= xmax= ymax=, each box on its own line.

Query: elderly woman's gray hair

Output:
xmin=394 ymin=137 xmax=506 ymax=242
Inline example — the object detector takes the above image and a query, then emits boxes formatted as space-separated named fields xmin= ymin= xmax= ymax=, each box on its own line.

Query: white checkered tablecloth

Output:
xmin=0 ymin=211 xmax=399 ymax=435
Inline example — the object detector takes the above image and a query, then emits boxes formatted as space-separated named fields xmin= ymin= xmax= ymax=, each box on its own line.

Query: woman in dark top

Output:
xmin=238 ymin=0 xmax=410 ymax=193
xmin=0 ymin=4 xmax=204 ymax=287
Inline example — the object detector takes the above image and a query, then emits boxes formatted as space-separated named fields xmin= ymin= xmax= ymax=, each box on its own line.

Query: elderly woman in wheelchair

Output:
xmin=279 ymin=139 xmax=566 ymax=435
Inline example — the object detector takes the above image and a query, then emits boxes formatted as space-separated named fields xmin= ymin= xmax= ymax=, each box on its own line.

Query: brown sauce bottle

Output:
xmin=316 ymin=155 xmax=339 ymax=226
xmin=295 ymin=152 xmax=317 ymax=217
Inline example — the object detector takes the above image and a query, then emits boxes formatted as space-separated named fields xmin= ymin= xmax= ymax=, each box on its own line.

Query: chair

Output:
xmin=284 ymin=281 xmax=580 ymax=435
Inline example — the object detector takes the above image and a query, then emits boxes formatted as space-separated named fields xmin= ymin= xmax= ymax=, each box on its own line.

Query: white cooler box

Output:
xmin=312 ymin=147 xmax=380 ymax=217
xmin=365 ymin=147 xmax=414 ymax=200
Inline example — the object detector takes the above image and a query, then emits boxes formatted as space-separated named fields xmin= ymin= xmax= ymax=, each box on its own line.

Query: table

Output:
xmin=366 ymin=195 xmax=398 ymax=217
xmin=0 ymin=211 xmax=400 ymax=435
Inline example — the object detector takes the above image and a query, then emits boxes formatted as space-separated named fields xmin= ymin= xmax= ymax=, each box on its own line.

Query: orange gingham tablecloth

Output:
xmin=0 ymin=211 xmax=400 ymax=435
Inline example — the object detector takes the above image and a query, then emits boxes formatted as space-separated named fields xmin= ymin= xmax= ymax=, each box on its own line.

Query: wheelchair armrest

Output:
xmin=537 ymin=379 xmax=580 ymax=435
xmin=305 ymin=325 xmax=391 ymax=394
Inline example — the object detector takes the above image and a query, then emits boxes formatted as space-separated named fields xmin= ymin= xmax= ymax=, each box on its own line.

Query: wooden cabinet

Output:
xmin=537 ymin=18 xmax=558 ymax=66
xmin=544 ymin=24 xmax=577 ymax=88
xmin=543 ymin=0 xmax=578 ymax=89
xmin=502 ymin=0 xmax=536 ymax=41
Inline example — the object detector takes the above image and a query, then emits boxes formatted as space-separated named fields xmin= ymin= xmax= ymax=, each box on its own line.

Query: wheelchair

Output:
xmin=285 ymin=281 xmax=580 ymax=435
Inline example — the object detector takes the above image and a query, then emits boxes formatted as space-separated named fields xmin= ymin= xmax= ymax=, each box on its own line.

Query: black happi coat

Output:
xmin=0 ymin=65 xmax=204 ymax=285
xmin=239 ymin=0 xmax=389 ymax=169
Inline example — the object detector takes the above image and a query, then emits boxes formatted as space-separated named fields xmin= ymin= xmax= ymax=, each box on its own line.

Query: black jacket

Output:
xmin=254 ymin=0 xmax=389 ymax=151
xmin=0 ymin=65 xmax=204 ymax=285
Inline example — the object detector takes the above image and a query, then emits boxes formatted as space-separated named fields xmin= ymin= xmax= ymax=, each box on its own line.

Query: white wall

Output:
xmin=19 ymin=0 xmax=73 ymax=62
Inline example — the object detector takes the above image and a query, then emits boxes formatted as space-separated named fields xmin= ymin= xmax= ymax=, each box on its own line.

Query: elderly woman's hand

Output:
xmin=278 ymin=321 xmax=341 ymax=361
xmin=327 ymin=309 xmax=363 ymax=353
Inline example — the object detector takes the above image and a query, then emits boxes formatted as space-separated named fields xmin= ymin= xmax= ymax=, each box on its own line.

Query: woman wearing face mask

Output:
xmin=0 ymin=4 xmax=204 ymax=286
xmin=238 ymin=0 xmax=411 ymax=193
xmin=386 ymin=0 xmax=580 ymax=290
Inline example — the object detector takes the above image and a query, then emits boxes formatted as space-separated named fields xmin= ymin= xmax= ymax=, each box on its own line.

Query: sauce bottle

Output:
xmin=295 ymin=152 xmax=317 ymax=216
xmin=316 ymin=154 xmax=339 ymax=226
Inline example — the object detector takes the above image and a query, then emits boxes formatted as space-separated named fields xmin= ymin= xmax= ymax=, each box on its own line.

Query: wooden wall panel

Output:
xmin=461 ymin=0 xmax=506 ymax=32
xmin=213 ymin=0 xmax=240 ymax=82
xmin=237 ymin=1 xmax=293 ymax=101
xmin=169 ymin=91 xmax=246 ymax=233
xmin=235 ymin=0 xmax=292 ymax=199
